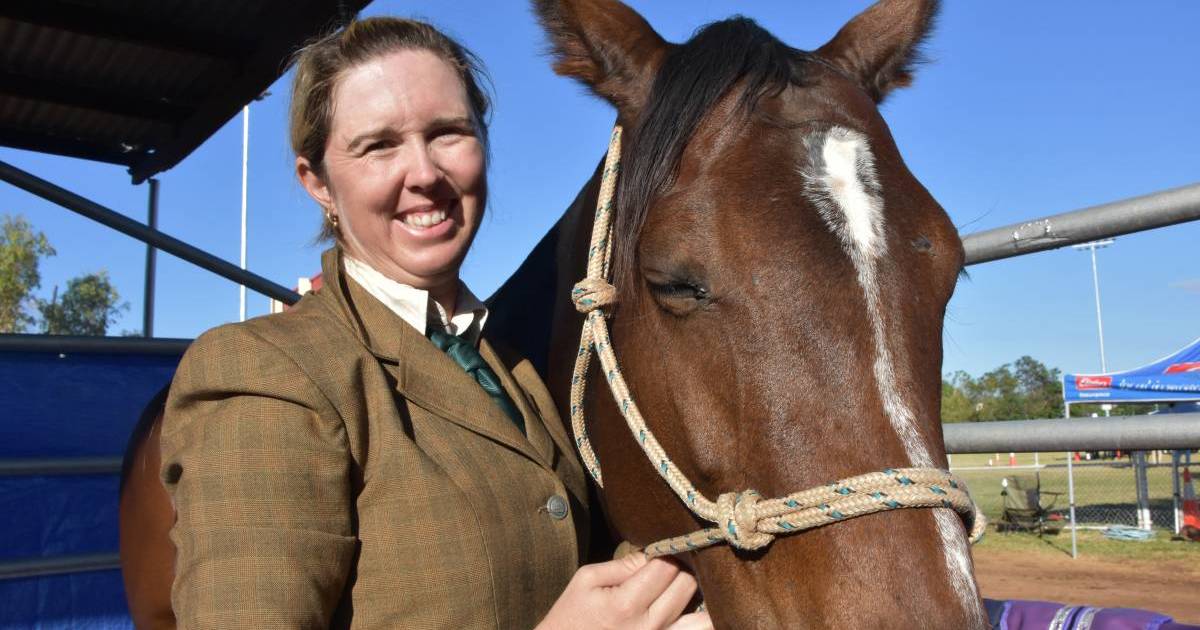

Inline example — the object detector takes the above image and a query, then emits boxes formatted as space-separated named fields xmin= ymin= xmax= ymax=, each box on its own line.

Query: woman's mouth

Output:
xmin=400 ymin=207 xmax=448 ymax=230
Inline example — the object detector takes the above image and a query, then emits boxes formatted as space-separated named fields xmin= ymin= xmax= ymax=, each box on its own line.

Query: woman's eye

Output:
xmin=363 ymin=140 xmax=394 ymax=153
xmin=431 ymin=127 xmax=470 ymax=143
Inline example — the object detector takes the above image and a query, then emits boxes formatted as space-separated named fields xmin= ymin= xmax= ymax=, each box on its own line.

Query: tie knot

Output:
xmin=715 ymin=490 xmax=774 ymax=551
xmin=428 ymin=328 xmax=486 ymax=372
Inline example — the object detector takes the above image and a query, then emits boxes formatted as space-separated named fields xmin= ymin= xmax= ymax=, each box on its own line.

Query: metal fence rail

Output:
xmin=0 ymin=554 xmax=120 ymax=581
xmin=961 ymin=182 xmax=1200 ymax=265
xmin=943 ymin=413 xmax=1200 ymax=453
xmin=0 ymin=159 xmax=301 ymax=305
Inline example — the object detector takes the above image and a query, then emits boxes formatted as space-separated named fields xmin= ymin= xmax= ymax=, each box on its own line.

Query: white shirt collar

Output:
xmin=342 ymin=254 xmax=489 ymax=345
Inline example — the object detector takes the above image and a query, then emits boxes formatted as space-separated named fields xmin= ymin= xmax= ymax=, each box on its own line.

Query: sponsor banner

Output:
xmin=1075 ymin=375 xmax=1112 ymax=390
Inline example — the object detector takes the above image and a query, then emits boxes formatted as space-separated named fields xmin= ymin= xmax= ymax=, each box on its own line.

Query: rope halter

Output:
xmin=571 ymin=278 xmax=617 ymax=315
xmin=716 ymin=490 xmax=773 ymax=551
xmin=569 ymin=126 xmax=986 ymax=557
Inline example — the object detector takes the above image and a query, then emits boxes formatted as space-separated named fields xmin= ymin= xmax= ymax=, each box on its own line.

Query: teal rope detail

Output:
xmin=778 ymin=521 xmax=795 ymax=530
xmin=835 ymin=486 xmax=853 ymax=495
xmin=660 ymin=460 xmax=668 ymax=474
xmin=828 ymin=510 xmax=846 ymax=520
xmin=884 ymin=499 xmax=903 ymax=509
xmin=784 ymin=499 xmax=799 ymax=508
xmin=929 ymin=485 xmax=947 ymax=495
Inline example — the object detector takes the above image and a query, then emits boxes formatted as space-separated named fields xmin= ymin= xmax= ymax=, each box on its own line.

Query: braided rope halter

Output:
xmin=569 ymin=126 xmax=987 ymax=558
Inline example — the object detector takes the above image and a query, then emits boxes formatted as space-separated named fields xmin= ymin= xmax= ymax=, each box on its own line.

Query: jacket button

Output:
xmin=545 ymin=494 xmax=569 ymax=520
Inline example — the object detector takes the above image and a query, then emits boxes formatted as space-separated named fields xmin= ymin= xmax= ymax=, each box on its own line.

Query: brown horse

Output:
xmin=120 ymin=0 xmax=982 ymax=627
xmin=488 ymin=0 xmax=985 ymax=627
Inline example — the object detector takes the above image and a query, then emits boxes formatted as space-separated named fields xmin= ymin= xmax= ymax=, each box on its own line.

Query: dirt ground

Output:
xmin=973 ymin=547 xmax=1200 ymax=624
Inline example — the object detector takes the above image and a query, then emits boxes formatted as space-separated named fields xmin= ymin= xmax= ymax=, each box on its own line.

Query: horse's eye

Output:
xmin=649 ymin=281 xmax=706 ymax=300
xmin=646 ymin=277 xmax=712 ymax=316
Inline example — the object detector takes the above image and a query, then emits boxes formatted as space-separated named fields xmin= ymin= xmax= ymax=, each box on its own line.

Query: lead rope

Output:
xmin=569 ymin=126 xmax=987 ymax=557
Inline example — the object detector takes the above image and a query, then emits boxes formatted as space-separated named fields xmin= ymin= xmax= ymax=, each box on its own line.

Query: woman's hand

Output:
xmin=537 ymin=552 xmax=712 ymax=630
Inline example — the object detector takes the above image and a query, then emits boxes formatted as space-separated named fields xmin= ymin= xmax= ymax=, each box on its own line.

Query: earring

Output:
xmin=325 ymin=210 xmax=339 ymax=228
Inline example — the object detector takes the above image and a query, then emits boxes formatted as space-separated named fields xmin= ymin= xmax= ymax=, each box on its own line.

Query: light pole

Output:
xmin=1071 ymin=238 xmax=1115 ymax=375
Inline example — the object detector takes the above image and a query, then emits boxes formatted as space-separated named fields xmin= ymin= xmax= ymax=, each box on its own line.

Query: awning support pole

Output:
xmin=143 ymin=177 xmax=159 ymax=337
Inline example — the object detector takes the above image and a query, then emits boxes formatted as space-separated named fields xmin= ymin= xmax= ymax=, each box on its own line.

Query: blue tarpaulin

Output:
xmin=0 ymin=339 xmax=183 ymax=629
xmin=1063 ymin=337 xmax=1200 ymax=405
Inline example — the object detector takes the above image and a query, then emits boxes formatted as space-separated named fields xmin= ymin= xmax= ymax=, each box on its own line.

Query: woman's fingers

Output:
xmin=577 ymin=551 xmax=649 ymax=588
xmin=645 ymin=568 xmax=699 ymax=627
xmin=614 ymin=557 xmax=682 ymax=612
xmin=666 ymin=611 xmax=714 ymax=630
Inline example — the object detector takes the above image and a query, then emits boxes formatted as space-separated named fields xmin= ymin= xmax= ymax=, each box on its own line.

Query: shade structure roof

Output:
xmin=0 ymin=0 xmax=372 ymax=183
xmin=1063 ymin=336 xmax=1200 ymax=405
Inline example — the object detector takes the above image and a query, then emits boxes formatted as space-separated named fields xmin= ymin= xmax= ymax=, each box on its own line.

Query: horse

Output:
xmin=486 ymin=0 xmax=987 ymax=627
xmin=118 ymin=0 xmax=984 ymax=627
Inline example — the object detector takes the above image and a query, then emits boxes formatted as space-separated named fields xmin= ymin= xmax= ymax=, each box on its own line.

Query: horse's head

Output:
xmin=536 ymin=1 xmax=982 ymax=627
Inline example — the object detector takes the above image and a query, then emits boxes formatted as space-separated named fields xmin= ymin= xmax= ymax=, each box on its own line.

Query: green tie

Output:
xmin=427 ymin=328 xmax=526 ymax=436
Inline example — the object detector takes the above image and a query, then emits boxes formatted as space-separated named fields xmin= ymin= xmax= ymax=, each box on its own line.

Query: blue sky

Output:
xmin=1 ymin=0 xmax=1196 ymax=379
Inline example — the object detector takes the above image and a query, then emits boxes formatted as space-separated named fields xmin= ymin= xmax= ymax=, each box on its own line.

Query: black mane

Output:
xmin=612 ymin=17 xmax=808 ymax=289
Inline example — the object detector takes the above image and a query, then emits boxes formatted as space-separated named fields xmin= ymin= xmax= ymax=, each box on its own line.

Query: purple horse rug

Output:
xmin=985 ymin=599 xmax=1198 ymax=630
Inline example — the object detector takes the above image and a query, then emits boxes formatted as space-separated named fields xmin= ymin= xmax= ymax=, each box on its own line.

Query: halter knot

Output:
xmin=716 ymin=490 xmax=773 ymax=551
xmin=572 ymin=278 xmax=617 ymax=314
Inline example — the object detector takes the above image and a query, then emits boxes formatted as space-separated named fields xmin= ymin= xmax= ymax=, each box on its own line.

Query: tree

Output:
xmin=38 ymin=271 xmax=127 ymax=336
xmin=941 ymin=356 xmax=1064 ymax=422
xmin=0 ymin=214 xmax=55 ymax=333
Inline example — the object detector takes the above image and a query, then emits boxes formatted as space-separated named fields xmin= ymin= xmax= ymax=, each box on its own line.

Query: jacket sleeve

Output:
xmin=160 ymin=324 xmax=357 ymax=629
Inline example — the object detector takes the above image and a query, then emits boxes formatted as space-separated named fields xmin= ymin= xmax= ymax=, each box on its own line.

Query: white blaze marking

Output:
xmin=802 ymin=127 xmax=982 ymax=614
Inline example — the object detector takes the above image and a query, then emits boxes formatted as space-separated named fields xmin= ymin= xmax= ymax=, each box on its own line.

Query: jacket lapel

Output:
xmin=315 ymin=248 xmax=546 ymax=466
xmin=479 ymin=339 xmax=556 ymax=466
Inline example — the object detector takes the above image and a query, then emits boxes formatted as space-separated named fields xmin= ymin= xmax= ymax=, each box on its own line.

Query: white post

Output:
xmin=239 ymin=105 xmax=249 ymax=322
xmin=1064 ymin=400 xmax=1078 ymax=559
xmin=1134 ymin=451 xmax=1152 ymax=531
xmin=1173 ymin=450 xmax=1182 ymax=535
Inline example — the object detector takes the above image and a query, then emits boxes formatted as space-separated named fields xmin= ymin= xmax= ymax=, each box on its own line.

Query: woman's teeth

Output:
xmin=402 ymin=209 xmax=447 ymax=229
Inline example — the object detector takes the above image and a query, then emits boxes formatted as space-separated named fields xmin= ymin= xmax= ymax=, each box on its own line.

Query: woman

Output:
xmin=159 ymin=16 xmax=710 ymax=629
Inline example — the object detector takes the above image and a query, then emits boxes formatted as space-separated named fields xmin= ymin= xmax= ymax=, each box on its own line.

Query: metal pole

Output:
xmin=1088 ymin=243 xmax=1108 ymax=374
xmin=0 ymin=159 xmax=300 ymax=305
xmin=962 ymin=182 xmax=1200 ymax=265
xmin=239 ymin=105 xmax=249 ymax=322
xmin=143 ymin=178 xmax=159 ymax=337
xmin=1065 ymin=400 xmax=1078 ymax=559
xmin=1173 ymin=450 xmax=1182 ymax=535
xmin=0 ymin=553 xmax=120 ymax=581
xmin=942 ymin=413 xmax=1200 ymax=452
xmin=1135 ymin=451 xmax=1152 ymax=530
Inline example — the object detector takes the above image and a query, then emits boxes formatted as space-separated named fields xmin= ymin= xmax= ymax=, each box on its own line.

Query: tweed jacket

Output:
xmin=160 ymin=248 xmax=590 ymax=629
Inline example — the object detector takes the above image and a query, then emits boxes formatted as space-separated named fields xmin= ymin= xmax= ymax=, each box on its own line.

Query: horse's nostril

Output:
xmin=163 ymin=462 xmax=183 ymax=484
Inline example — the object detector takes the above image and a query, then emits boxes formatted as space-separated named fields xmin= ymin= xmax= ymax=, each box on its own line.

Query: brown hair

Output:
xmin=289 ymin=17 xmax=492 ymax=240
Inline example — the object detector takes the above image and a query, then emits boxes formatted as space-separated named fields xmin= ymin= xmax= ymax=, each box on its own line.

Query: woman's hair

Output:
xmin=289 ymin=17 xmax=492 ymax=240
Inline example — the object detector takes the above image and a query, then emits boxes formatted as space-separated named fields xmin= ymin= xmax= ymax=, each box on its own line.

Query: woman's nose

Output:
xmin=404 ymin=143 xmax=440 ymax=191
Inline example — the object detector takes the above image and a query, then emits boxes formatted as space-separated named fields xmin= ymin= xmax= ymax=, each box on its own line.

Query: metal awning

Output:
xmin=0 ymin=0 xmax=371 ymax=183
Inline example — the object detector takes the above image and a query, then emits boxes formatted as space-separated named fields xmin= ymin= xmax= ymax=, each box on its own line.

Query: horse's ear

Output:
xmin=815 ymin=0 xmax=939 ymax=103
xmin=533 ymin=0 xmax=668 ymax=116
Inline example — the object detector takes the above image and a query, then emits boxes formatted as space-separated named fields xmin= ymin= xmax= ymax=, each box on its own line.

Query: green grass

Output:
xmin=974 ymin=528 xmax=1200 ymax=563
xmin=949 ymin=451 xmax=1184 ymax=528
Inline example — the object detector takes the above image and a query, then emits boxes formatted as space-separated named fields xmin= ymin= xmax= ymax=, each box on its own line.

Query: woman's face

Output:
xmin=300 ymin=49 xmax=485 ymax=290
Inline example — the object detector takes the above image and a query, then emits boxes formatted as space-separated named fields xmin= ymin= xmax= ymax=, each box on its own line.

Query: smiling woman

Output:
xmin=140 ymin=15 xmax=711 ymax=630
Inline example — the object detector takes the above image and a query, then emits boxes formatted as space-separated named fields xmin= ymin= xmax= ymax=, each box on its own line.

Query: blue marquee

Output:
xmin=1063 ymin=337 xmax=1200 ymax=405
